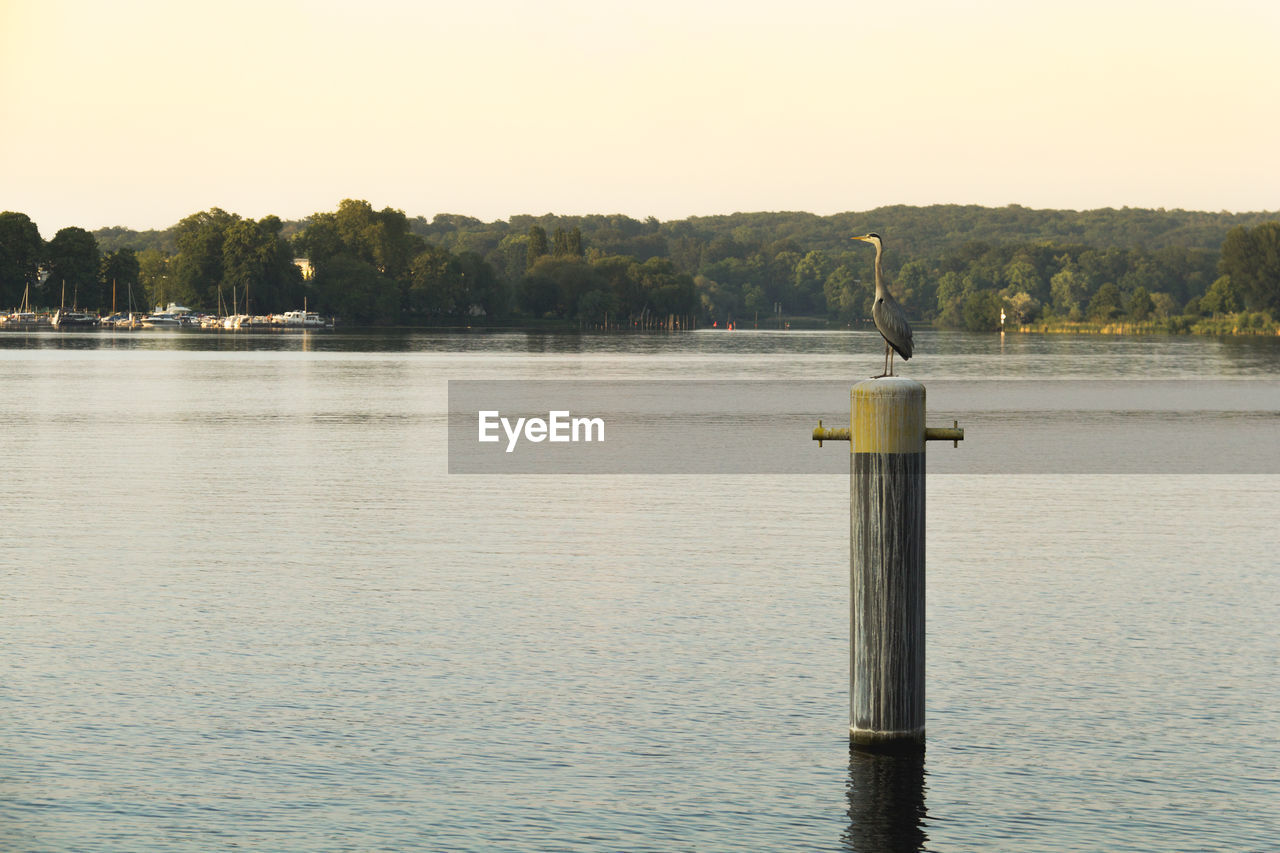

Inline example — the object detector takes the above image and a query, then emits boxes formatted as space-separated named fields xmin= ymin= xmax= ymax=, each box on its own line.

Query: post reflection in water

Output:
xmin=842 ymin=745 xmax=929 ymax=853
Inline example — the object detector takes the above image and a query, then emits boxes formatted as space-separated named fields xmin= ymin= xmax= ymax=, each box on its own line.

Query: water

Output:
xmin=1 ymin=329 xmax=1278 ymax=851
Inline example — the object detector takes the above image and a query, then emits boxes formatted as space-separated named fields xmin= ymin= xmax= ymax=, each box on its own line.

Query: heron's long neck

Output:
xmin=873 ymin=243 xmax=886 ymax=298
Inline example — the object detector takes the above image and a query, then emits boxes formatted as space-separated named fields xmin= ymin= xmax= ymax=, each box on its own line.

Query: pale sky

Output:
xmin=3 ymin=0 xmax=1278 ymax=236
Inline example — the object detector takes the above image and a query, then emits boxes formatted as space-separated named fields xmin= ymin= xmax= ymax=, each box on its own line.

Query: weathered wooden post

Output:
xmin=814 ymin=378 xmax=963 ymax=749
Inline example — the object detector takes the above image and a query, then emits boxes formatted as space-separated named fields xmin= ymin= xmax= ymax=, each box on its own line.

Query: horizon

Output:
xmin=4 ymin=0 xmax=1278 ymax=235
xmin=49 ymin=201 xmax=1280 ymax=238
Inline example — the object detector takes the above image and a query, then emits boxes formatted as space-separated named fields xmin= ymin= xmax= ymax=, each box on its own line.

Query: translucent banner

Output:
xmin=447 ymin=380 xmax=1280 ymax=474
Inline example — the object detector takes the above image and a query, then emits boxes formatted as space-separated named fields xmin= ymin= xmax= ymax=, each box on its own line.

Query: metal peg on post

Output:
xmin=812 ymin=379 xmax=962 ymax=750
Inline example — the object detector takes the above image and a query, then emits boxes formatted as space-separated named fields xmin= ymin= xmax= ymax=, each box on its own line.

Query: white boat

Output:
xmin=102 ymin=313 xmax=142 ymax=329
xmin=2 ymin=285 xmax=44 ymax=326
xmin=51 ymin=309 xmax=100 ymax=328
xmin=140 ymin=313 xmax=182 ymax=328
xmin=1 ymin=311 xmax=40 ymax=327
xmin=141 ymin=303 xmax=194 ymax=328
xmin=277 ymin=309 xmax=326 ymax=327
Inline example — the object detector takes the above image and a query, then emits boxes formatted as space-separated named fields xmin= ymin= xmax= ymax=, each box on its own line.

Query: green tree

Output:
xmin=99 ymin=248 xmax=141 ymax=313
xmin=293 ymin=214 xmax=344 ymax=266
xmin=136 ymin=249 xmax=172 ymax=311
xmin=523 ymin=256 xmax=607 ymax=318
xmin=299 ymin=200 xmax=421 ymax=276
xmin=1127 ymin=286 xmax=1155 ymax=321
xmin=173 ymin=208 xmax=239 ymax=308
xmin=331 ymin=199 xmax=379 ymax=263
xmin=223 ymin=216 xmax=303 ymax=313
xmin=1049 ymin=264 xmax=1087 ymax=320
xmin=408 ymin=244 xmax=465 ymax=316
xmin=794 ymin=250 xmax=833 ymax=314
xmin=518 ymin=271 xmax=559 ymax=317
xmin=894 ymin=259 xmax=933 ymax=319
xmin=223 ymin=219 xmax=270 ymax=308
xmin=526 ymin=225 xmax=549 ymax=270
xmin=1150 ymin=292 xmax=1177 ymax=319
xmin=489 ymin=233 xmax=530 ymax=285
xmin=576 ymin=288 xmax=615 ymax=324
xmin=312 ymin=255 xmax=397 ymax=323
xmin=1005 ymin=291 xmax=1040 ymax=323
xmin=1219 ymin=222 xmax=1280 ymax=314
xmin=696 ymin=275 xmax=739 ymax=323
xmin=591 ymin=254 xmax=644 ymax=318
xmin=1087 ymin=282 xmax=1123 ymax=321
xmin=0 ymin=211 xmax=44 ymax=308
xmin=823 ymin=265 xmax=865 ymax=322
xmin=367 ymin=207 xmax=422 ymax=279
xmin=1200 ymin=275 xmax=1244 ymax=315
xmin=669 ymin=235 xmax=705 ymax=273
xmin=294 ymin=200 xmax=427 ymax=320
xmin=456 ymin=251 xmax=504 ymax=317
xmin=1002 ymin=255 xmax=1041 ymax=296
xmin=934 ymin=271 xmax=966 ymax=327
xmin=45 ymin=227 xmax=101 ymax=309
xmin=552 ymin=227 xmax=570 ymax=257
xmin=766 ymin=248 xmax=803 ymax=311
xmin=1119 ymin=256 xmax=1161 ymax=298
xmin=962 ymin=290 xmax=1002 ymax=331
xmin=634 ymin=257 xmax=695 ymax=316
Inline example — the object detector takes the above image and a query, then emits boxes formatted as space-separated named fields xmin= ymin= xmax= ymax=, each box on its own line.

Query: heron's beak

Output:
xmin=851 ymin=234 xmax=870 ymax=243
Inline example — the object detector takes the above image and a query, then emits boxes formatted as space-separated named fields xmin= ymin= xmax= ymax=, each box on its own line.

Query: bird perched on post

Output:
xmin=852 ymin=232 xmax=913 ymax=377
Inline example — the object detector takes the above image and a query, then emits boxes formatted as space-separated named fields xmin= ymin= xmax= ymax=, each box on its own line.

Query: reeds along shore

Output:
xmin=1015 ymin=314 xmax=1280 ymax=336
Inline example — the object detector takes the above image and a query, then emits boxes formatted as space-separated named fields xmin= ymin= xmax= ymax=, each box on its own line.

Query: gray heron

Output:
xmin=852 ymin=232 xmax=913 ymax=377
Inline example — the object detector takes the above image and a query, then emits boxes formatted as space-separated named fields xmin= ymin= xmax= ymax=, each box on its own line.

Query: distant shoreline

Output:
xmin=5 ymin=314 xmax=1279 ymax=338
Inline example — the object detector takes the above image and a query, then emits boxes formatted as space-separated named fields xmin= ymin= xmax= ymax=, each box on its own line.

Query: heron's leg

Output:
xmin=873 ymin=341 xmax=890 ymax=378
xmin=888 ymin=348 xmax=895 ymax=376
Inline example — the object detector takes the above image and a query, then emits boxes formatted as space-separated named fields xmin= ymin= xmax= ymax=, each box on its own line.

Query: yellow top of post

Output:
xmin=851 ymin=378 xmax=925 ymax=454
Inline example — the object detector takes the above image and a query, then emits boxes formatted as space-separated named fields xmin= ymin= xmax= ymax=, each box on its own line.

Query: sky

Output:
xmin=3 ymin=0 xmax=1279 ymax=235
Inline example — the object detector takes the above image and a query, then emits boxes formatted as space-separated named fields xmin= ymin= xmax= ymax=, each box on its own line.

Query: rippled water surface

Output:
xmin=2 ymin=329 xmax=1278 ymax=851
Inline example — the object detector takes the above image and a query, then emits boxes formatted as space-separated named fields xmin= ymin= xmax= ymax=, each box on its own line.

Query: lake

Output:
xmin=1 ymin=328 xmax=1277 ymax=851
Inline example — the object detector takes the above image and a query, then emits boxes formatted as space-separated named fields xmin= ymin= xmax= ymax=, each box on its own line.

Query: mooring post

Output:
xmin=850 ymin=378 xmax=926 ymax=747
xmin=813 ymin=379 xmax=962 ymax=750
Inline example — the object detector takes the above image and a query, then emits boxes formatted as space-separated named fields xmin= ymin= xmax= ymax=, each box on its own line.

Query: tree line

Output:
xmin=3 ymin=203 xmax=1278 ymax=329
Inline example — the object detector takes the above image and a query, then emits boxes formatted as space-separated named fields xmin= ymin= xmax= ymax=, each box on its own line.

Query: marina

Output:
xmin=1 ymin=303 xmax=334 ymax=331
